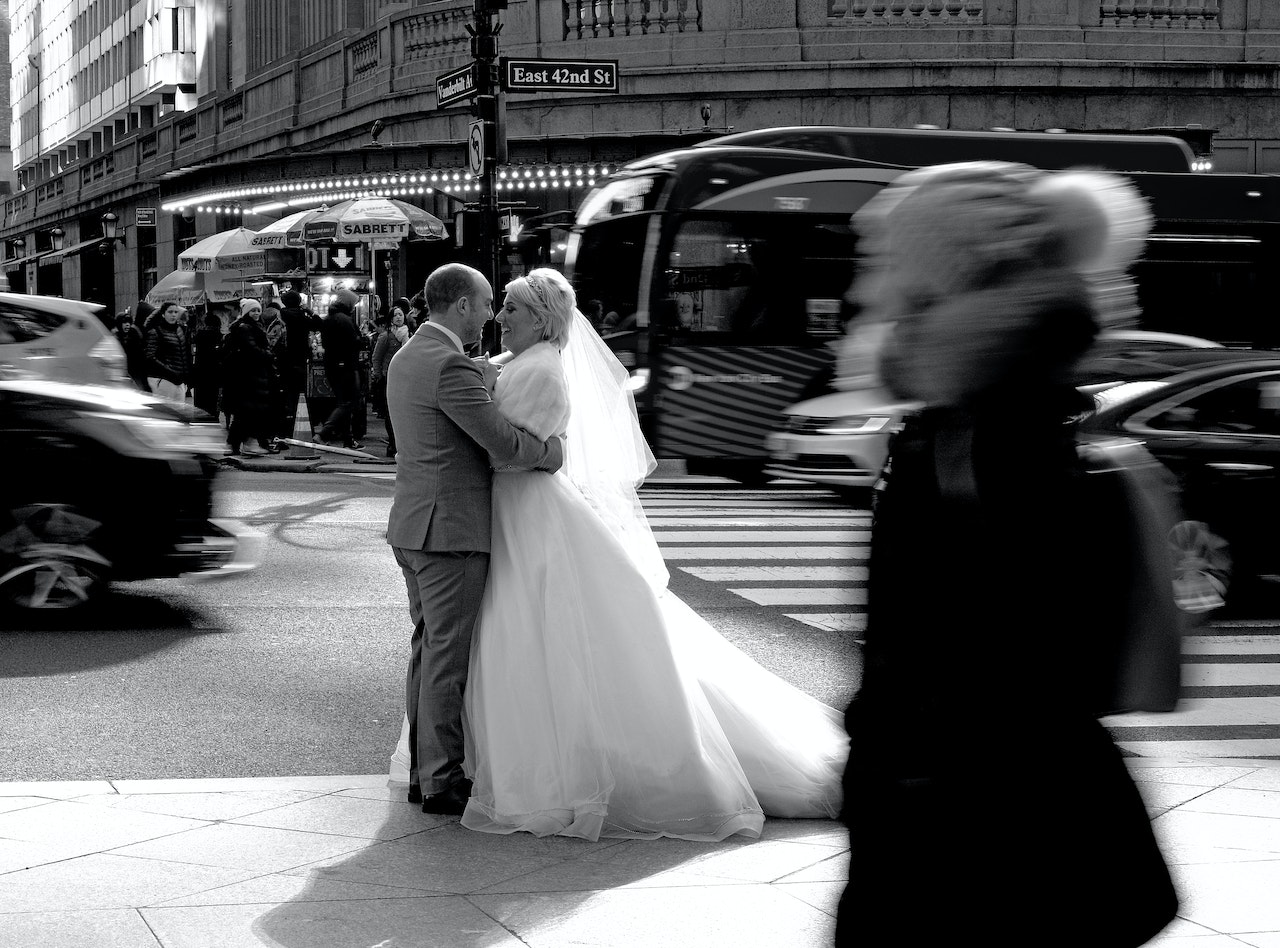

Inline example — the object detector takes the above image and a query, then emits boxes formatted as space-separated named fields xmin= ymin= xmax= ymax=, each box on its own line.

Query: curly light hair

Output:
xmin=505 ymin=267 xmax=576 ymax=349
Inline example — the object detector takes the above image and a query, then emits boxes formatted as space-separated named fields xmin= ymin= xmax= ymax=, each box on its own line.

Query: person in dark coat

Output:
xmin=314 ymin=287 xmax=365 ymax=449
xmin=114 ymin=310 xmax=150 ymax=391
xmin=143 ymin=302 xmax=193 ymax=404
xmin=834 ymin=162 xmax=1178 ymax=948
xmin=221 ymin=299 xmax=278 ymax=456
xmin=278 ymin=289 xmax=322 ymax=440
xmin=191 ymin=311 xmax=224 ymax=420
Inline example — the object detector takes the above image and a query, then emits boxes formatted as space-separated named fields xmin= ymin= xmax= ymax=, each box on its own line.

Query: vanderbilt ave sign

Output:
xmin=501 ymin=58 xmax=619 ymax=94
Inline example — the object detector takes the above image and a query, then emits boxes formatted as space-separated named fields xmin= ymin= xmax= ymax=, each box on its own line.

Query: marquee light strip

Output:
xmin=162 ymin=164 xmax=613 ymax=213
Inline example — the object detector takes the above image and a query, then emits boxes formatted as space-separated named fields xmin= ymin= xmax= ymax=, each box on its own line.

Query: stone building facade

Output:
xmin=3 ymin=0 xmax=1279 ymax=315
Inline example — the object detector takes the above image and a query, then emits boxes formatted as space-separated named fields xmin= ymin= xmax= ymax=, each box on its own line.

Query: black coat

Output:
xmin=143 ymin=319 xmax=192 ymax=384
xmin=219 ymin=317 xmax=277 ymax=415
xmin=280 ymin=305 xmax=321 ymax=372
xmin=319 ymin=308 xmax=362 ymax=371
xmin=836 ymin=388 xmax=1179 ymax=947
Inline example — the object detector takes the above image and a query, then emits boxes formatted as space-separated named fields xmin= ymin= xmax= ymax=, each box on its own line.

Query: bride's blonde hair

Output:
xmin=506 ymin=268 xmax=575 ymax=349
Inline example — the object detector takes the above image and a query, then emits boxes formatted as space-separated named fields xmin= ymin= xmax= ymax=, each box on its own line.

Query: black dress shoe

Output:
xmin=422 ymin=779 xmax=472 ymax=816
xmin=407 ymin=785 xmax=423 ymax=805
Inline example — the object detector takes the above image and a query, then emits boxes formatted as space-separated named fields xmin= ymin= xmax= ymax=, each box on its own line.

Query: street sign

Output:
xmin=467 ymin=121 xmax=486 ymax=178
xmin=501 ymin=58 xmax=619 ymax=94
xmin=436 ymin=63 xmax=478 ymax=108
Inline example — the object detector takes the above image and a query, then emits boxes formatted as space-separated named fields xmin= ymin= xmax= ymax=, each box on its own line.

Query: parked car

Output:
xmin=765 ymin=330 xmax=1267 ymax=499
xmin=0 ymin=379 xmax=258 ymax=616
xmin=0 ymin=293 xmax=129 ymax=387
xmin=1079 ymin=357 xmax=1280 ymax=612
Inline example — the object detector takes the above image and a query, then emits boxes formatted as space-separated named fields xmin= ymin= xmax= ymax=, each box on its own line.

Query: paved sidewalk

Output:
xmin=1 ymin=759 xmax=1278 ymax=947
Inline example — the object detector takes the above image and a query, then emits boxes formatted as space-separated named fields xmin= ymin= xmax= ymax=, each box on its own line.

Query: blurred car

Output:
xmin=0 ymin=293 xmax=129 ymax=386
xmin=1079 ymin=357 xmax=1280 ymax=611
xmin=0 ymin=379 xmax=259 ymax=616
xmin=764 ymin=388 xmax=920 ymax=501
xmin=766 ymin=330 xmax=1268 ymax=499
xmin=1072 ymin=328 xmax=1279 ymax=388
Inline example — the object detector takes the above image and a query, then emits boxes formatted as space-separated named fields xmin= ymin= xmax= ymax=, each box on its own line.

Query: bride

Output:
xmin=392 ymin=268 xmax=848 ymax=842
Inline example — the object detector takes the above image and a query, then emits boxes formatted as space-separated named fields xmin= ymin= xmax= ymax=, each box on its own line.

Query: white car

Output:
xmin=765 ymin=388 xmax=921 ymax=501
xmin=0 ymin=293 xmax=129 ymax=387
xmin=765 ymin=329 xmax=1230 ymax=499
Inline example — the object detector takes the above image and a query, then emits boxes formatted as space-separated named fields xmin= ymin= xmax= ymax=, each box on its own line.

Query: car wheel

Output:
xmin=1168 ymin=519 xmax=1232 ymax=614
xmin=0 ymin=504 xmax=112 ymax=612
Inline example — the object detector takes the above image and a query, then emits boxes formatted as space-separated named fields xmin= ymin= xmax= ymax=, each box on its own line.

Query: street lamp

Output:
xmin=99 ymin=211 xmax=123 ymax=253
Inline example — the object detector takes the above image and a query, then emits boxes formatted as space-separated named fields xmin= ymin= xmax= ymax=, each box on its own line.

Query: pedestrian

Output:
xmin=392 ymin=296 xmax=414 ymax=333
xmin=113 ymin=310 xmax=148 ymax=391
xmin=386 ymin=262 xmax=564 ymax=814
xmin=262 ymin=299 xmax=291 ymax=437
xmin=408 ymin=292 xmax=426 ymax=330
xmin=221 ymin=298 xmax=279 ymax=456
xmin=278 ymin=289 xmax=321 ymax=440
xmin=142 ymin=301 xmax=193 ymax=405
xmin=371 ymin=304 xmax=411 ymax=457
xmin=833 ymin=161 xmax=1178 ymax=947
xmin=313 ymin=287 xmax=365 ymax=449
xmin=191 ymin=310 xmax=224 ymax=420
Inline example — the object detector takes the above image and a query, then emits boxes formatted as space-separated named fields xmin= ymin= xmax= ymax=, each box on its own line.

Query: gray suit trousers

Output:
xmin=393 ymin=546 xmax=489 ymax=796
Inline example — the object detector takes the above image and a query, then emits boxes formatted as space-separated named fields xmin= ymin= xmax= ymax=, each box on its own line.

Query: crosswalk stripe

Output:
xmin=730 ymin=587 xmax=868 ymax=606
xmin=661 ymin=546 xmax=866 ymax=561
xmin=1183 ymin=636 xmax=1280 ymax=654
xmin=654 ymin=529 xmax=869 ymax=543
xmin=785 ymin=613 xmax=868 ymax=633
xmin=1111 ymin=739 xmax=1280 ymax=758
xmin=680 ymin=566 xmax=867 ymax=582
xmin=1184 ymin=663 xmax=1280 ymax=687
xmin=648 ymin=517 xmax=868 ymax=527
xmin=1104 ymin=697 xmax=1280 ymax=728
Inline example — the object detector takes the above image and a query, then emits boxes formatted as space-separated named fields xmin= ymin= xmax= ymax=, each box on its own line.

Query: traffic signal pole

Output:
xmin=471 ymin=0 xmax=505 ymax=315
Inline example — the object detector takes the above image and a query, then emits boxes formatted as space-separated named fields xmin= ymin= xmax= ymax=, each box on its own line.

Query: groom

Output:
xmin=386 ymin=262 xmax=563 ymax=815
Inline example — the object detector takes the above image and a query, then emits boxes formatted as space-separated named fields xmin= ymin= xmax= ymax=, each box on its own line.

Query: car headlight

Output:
xmin=818 ymin=415 xmax=894 ymax=436
xmin=626 ymin=368 xmax=650 ymax=395
xmin=86 ymin=412 xmax=227 ymax=455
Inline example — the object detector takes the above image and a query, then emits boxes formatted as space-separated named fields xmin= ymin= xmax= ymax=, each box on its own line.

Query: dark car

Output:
xmin=1079 ymin=358 xmax=1280 ymax=612
xmin=1073 ymin=329 xmax=1276 ymax=388
xmin=0 ymin=379 xmax=258 ymax=615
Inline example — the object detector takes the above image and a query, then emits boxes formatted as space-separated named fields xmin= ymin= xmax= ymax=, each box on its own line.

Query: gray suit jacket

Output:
xmin=385 ymin=324 xmax=557 ymax=552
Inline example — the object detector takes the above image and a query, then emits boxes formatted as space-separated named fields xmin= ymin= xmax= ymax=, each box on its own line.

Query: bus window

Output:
xmin=566 ymin=215 xmax=650 ymax=335
xmin=660 ymin=214 xmax=861 ymax=344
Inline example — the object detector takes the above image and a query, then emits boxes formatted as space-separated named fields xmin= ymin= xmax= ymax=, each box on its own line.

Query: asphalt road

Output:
xmin=1 ymin=472 xmax=861 ymax=782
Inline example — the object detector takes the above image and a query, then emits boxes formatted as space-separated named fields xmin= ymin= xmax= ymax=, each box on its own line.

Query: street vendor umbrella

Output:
xmin=146 ymin=269 xmax=244 ymax=307
xmin=302 ymin=197 xmax=447 ymax=244
xmin=178 ymin=226 xmax=265 ymax=273
xmin=250 ymin=208 xmax=328 ymax=250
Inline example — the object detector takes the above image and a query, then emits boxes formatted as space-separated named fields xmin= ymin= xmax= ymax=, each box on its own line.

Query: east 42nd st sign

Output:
xmin=501 ymin=58 xmax=618 ymax=94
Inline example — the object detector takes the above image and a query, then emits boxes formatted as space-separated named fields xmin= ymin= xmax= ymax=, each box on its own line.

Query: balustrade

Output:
xmin=350 ymin=33 xmax=381 ymax=81
xmin=563 ymin=1 xmax=702 ymax=40
xmin=826 ymin=1 xmax=986 ymax=23
xmin=1099 ymin=1 xmax=1221 ymax=28
xmin=400 ymin=8 xmax=470 ymax=61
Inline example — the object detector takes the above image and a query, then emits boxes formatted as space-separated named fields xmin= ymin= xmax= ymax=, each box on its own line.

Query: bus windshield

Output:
xmin=565 ymin=214 xmax=651 ymax=335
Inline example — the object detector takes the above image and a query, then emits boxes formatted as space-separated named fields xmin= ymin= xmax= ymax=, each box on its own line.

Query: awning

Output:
xmin=44 ymin=237 xmax=108 ymax=264
xmin=2 ymin=250 xmax=51 ymax=271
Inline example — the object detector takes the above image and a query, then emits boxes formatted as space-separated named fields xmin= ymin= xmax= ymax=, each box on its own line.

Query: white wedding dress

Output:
xmin=391 ymin=331 xmax=848 ymax=842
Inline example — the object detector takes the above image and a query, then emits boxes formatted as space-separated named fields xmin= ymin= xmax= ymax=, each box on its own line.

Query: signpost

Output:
xmin=501 ymin=58 xmax=619 ymax=94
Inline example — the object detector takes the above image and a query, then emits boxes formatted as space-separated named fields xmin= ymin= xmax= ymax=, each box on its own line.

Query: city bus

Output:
xmin=563 ymin=127 xmax=1279 ymax=481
